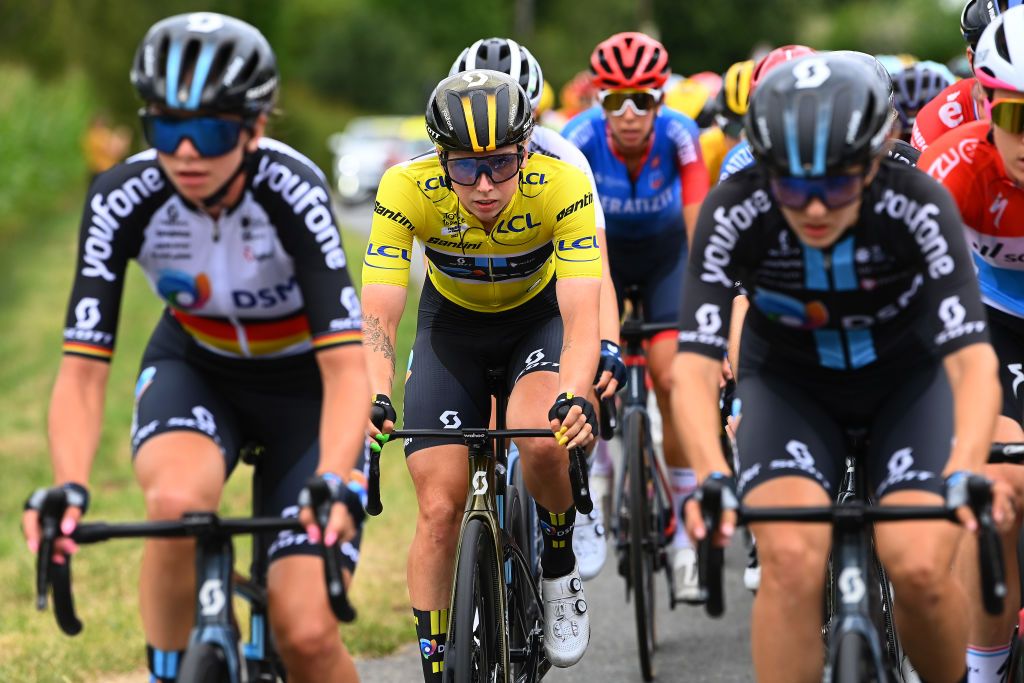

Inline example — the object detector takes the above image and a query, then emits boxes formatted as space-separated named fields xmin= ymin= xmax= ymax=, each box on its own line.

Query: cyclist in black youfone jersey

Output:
xmin=673 ymin=52 xmax=1006 ymax=683
xmin=20 ymin=13 xmax=369 ymax=683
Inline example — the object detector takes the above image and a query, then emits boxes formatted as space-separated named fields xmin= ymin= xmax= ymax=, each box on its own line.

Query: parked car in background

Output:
xmin=328 ymin=115 xmax=433 ymax=205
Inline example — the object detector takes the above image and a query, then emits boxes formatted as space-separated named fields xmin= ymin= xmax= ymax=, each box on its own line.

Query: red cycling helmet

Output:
xmin=750 ymin=44 xmax=816 ymax=92
xmin=590 ymin=32 xmax=671 ymax=90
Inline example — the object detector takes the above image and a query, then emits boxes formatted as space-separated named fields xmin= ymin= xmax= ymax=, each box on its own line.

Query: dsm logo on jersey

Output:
xmin=555 ymin=235 xmax=600 ymax=262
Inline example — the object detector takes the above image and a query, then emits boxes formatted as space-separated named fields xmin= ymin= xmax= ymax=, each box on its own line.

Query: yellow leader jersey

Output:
xmin=363 ymin=153 xmax=601 ymax=313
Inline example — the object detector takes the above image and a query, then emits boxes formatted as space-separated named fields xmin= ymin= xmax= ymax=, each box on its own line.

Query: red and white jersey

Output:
xmin=911 ymin=79 xmax=982 ymax=152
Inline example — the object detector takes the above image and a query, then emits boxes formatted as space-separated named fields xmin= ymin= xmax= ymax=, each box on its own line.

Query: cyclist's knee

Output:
xmin=756 ymin=533 xmax=829 ymax=597
xmin=143 ymin=485 xmax=218 ymax=520
xmin=882 ymin=541 xmax=953 ymax=608
xmin=417 ymin=494 xmax=463 ymax=547
xmin=274 ymin=612 xmax=342 ymax=666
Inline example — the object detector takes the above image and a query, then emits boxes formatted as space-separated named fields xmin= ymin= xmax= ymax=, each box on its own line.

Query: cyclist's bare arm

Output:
xmin=316 ymin=344 xmax=371 ymax=475
xmin=595 ymin=226 xmax=622 ymax=397
xmin=361 ymin=283 xmax=407 ymax=434
xmin=944 ymin=343 xmax=1001 ymax=475
xmin=683 ymin=202 xmax=702 ymax=249
xmin=727 ymin=293 xmax=748 ymax=381
xmin=22 ymin=355 xmax=109 ymax=549
xmin=555 ymin=278 xmax=601 ymax=399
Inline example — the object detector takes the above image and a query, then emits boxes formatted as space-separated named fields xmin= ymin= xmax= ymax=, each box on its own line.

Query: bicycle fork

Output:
xmin=187 ymin=514 xmax=248 ymax=683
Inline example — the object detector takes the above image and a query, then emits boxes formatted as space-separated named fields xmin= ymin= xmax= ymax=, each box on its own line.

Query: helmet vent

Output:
xmin=208 ymin=43 xmax=234 ymax=87
xmin=996 ymin=23 xmax=1012 ymax=63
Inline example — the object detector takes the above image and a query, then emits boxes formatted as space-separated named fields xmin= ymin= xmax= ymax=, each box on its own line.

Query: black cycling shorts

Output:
xmin=733 ymin=362 xmax=951 ymax=500
xmin=402 ymin=279 xmax=563 ymax=457
xmin=131 ymin=312 xmax=366 ymax=572
xmin=987 ymin=305 xmax=1024 ymax=426
xmin=607 ymin=229 xmax=687 ymax=324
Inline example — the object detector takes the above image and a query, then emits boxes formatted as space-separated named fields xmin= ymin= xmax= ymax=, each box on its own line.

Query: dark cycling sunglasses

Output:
xmin=140 ymin=112 xmax=249 ymax=157
xmin=598 ymin=89 xmax=662 ymax=116
xmin=441 ymin=149 xmax=525 ymax=186
xmin=989 ymin=98 xmax=1024 ymax=135
xmin=769 ymin=173 xmax=865 ymax=210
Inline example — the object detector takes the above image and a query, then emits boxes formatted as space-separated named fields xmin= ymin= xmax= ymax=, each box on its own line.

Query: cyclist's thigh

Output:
xmin=132 ymin=359 xmax=240 ymax=506
xmin=869 ymin=363 xmax=958 ymax=569
xmin=867 ymin=363 xmax=949 ymax=501
xmin=733 ymin=372 xmax=844 ymax=500
xmin=506 ymin=314 xmax=569 ymax=444
xmin=641 ymin=230 xmax=687 ymax=325
xmin=403 ymin=320 xmax=491 ymax=458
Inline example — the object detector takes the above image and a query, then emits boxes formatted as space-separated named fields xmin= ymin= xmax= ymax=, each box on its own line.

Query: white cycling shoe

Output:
xmin=672 ymin=547 xmax=703 ymax=604
xmin=573 ymin=509 xmax=607 ymax=581
xmin=542 ymin=564 xmax=590 ymax=668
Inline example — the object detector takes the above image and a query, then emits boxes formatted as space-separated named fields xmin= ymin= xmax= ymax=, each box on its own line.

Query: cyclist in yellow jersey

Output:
xmin=361 ymin=70 xmax=601 ymax=680
xmin=700 ymin=59 xmax=754 ymax=182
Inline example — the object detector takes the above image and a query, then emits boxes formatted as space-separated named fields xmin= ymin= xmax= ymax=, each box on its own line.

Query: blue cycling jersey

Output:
xmin=718 ymin=140 xmax=755 ymax=182
xmin=562 ymin=106 xmax=708 ymax=240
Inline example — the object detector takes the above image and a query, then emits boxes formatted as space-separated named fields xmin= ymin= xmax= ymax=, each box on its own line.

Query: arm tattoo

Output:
xmin=364 ymin=314 xmax=396 ymax=381
xmin=561 ymin=338 xmax=573 ymax=355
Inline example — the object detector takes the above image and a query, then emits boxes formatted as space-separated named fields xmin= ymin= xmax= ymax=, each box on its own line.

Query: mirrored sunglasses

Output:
xmin=769 ymin=173 xmax=865 ymax=210
xmin=140 ymin=112 xmax=247 ymax=157
xmin=442 ymin=151 xmax=524 ymax=186
xmin=598 ymin=89 xmax=662 ymax=117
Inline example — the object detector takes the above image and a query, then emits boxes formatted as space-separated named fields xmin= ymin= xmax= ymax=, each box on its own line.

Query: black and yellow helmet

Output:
xmin=425 ymin=70 xmax=534 ymax=153
xmin=720 ymin=59 xmax=754 ymax=118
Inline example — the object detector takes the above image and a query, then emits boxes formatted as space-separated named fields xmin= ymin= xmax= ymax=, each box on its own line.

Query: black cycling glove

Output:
xmin=548 ymin=392 xmax=598 ymax=435
xmin=594 ymin=339 xmax=628 ymax=391
xmin=298 ymin=473 xmax=367 ymax=531
xmin=25 ymin=482 xmax=90 ymax=516
xmin=370 ymin=394 xmax=397 ymax=430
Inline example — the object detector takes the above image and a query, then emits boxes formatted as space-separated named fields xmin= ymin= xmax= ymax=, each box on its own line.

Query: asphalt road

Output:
xmin=355 ymin=540 xmax=755 ymax=682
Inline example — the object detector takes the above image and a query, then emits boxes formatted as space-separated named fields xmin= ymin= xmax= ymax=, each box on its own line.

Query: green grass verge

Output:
xmin=0 ymin=199 xmax=418 ymax=681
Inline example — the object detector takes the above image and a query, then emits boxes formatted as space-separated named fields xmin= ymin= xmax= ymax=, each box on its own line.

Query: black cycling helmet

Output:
xmin=961 ymin=0 xmax=1015 ymax=48
xmin=747 ymin=53 xmax=893 ymax=176
xmin=425 ymin=70 xmax=534 ymax=153
xmin=131 ymin=12 xmax=277 ymax=115
xmin=450 ymin=38 xmax=545 ymax=112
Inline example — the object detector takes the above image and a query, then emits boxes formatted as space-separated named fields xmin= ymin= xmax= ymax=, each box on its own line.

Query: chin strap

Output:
xmin=201 ymin=149 xmax=254 ymax=209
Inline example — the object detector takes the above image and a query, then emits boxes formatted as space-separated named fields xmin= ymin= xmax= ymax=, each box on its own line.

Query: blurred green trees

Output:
xmin=0 ymin=0 xmax=964 ymax=134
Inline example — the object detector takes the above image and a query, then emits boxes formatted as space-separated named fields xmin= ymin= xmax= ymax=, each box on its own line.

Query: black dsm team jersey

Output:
xmin=677 ymin=161 xmax=988 ymax=377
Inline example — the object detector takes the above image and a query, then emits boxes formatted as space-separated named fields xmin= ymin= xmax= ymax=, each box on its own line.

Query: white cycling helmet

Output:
xmin=975 ymin=4 xmax=1024 ymax=92
xmin=450 ymin=37 xmax=545 ymax=112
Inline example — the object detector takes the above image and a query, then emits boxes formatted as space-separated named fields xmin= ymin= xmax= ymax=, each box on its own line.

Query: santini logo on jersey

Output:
xmin=556 ymin=193 xmax=594 ymax=221
xmin=82 ymin=168 xmax=166 ymax=282
xmin=373 ymin=201 xmax=414 ymax=230
xmin=700 ymin=190 xmax=772 ymax=287
xmin=426 ymin=236 xmax=481 ymax=250
xmin=253 ymin=157 xmax=346 ymax=270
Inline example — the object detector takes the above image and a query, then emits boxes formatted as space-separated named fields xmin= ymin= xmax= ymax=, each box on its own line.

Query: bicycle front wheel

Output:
xmin=624 ymin=410 xmax=657 ymax=682
xmin=178 ymin=642 xmax=230 ymax=683
xmin=833 ymin=632 xmax=879 ymax=683
xmin=446 ymin=517 xmax=503 ymax=683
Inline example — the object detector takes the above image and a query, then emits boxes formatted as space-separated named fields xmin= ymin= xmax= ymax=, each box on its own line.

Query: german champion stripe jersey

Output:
xmin=62 ymin=139 xmax=362 ymax=361
xmin=363 ymin=152 xmax=601 ymax=312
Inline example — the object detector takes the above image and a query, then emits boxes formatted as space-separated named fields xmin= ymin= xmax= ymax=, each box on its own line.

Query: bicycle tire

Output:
xmin=505 ymin=465 xmax=539 ymax=680
xmin=178 ymin=642 xmax=231 ymax=683
xmin=833 ymin=632 xmax=877 ymax=683
xmin=446 ymin=518 xmax=503 ymax=683
xmin=624 ymin=410 xmax=657 ymax=682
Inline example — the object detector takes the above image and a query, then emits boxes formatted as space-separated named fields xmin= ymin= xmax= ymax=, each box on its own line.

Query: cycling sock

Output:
xmin=590 ymin=439 xmax=613 ymax=478
xmin=413 ymin=607 xmax=448 ymax=682
xmin=537 ymin=502 xmax=577 ymax=578
xmin=967 ymin=643 xmax=1010 ymax=682
xmin=146 ymin=644 xmax=184 ymax=683
xmin=668 ymin=467 xmax=697 ymax=549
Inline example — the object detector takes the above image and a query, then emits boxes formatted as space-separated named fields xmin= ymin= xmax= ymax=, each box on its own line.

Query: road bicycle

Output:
xmin=696 ymin=434 xmax=1007 ymax=682
xmin=367 ymin=368 xmax=593 ymax=683
xmin=35 ymin=445 xmax=354 ymax=683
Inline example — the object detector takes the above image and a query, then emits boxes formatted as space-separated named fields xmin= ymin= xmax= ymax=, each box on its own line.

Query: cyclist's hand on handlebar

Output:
xmin=945 ymin=471 xmax=1016 ymax=534
xmin=683 ymin=473 xmax=738 ymax=549
xmin=594 ymin=340 xmax=627 ymax=399
xmin=368 ymin=394 xmax=396 ymax=438
xmin=299 ymin=473 xmax=366 ymax=547
xmin=548 ymin=392 xmax=597 ymax=449
xmin=22 ymin=483 xmax=89 ymax=563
